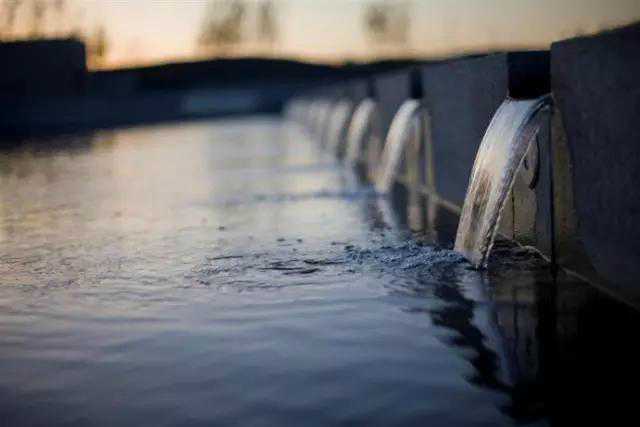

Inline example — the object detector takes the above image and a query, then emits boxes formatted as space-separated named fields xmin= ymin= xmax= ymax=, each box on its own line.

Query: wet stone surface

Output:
xmin=0 ymin=117 xmax=638 ymax=426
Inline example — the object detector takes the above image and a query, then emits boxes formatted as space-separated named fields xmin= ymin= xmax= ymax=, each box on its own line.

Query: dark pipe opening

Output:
xmin=507 ymin=51 xmax=550 ymax=99
xmin=409 ymin=67 xmax=424 ymax=99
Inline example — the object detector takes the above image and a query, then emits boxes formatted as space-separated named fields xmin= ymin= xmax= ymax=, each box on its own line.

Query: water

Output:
xmin=345 ymin=98 xmax=376 ymax=164
xmin=455 ymin=96 xmax=550 ymax=268
xmin=324 ymin=100 xmax=353 ymax=157
xmin=375 ymin=100 xmax=422 ymax=194
xmin=0 ymin=117 xmax=639 ymax=426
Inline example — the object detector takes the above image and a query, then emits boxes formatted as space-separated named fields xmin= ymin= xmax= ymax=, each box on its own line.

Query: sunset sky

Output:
xmin=4 ymin=0 xmax=640 ymax=68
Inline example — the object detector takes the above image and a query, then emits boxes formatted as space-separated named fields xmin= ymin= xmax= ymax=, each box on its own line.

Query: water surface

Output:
xmin=0 ymin=118 xmax=638 ymax=426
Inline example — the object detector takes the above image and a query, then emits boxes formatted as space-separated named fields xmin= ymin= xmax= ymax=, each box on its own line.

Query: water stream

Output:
xmin=345 ymin=98 xmax=377 ymax=164
xmin=325 ymin=100 xmax=353 ymax=156
xmin=375 ymin=100 xmax=422 ymax=194
xmin=455 ymin=96 xmax=551 ymax=268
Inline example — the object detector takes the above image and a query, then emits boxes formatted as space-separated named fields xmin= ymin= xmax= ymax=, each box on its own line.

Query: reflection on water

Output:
xmin=0 ymin=118 xmax=638 ymax=426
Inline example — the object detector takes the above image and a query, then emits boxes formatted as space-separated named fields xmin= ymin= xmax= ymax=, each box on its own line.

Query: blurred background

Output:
xmin=2 ymin=0 xmax=639 ymax=69
xmin=1 ymin=0 xmax=639 ymax=136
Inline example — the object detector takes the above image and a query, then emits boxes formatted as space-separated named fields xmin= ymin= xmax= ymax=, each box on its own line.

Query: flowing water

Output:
xmin=0 ymin=117 xmax=639 ymax=426
xmin=324 ymin=100 xmax=353 ymax=157
xmin=345 ymin=99 xmax=377 ymax=164
xmin=455 ymin=97 xmax=551 ymax=268
xmin=375 ymin=100 xmax=422 ymax=194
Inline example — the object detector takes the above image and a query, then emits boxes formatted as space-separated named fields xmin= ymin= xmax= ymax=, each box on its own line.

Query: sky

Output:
xmin=3 ymin=0 xmax=640 ymax=68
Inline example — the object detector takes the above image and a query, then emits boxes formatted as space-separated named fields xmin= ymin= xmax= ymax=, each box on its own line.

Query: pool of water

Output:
xmin=1 ymin=117 xmax=638 ymax=426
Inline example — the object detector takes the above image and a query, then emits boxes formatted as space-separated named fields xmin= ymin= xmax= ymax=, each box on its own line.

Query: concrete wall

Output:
xmin=344 ymin=79 xmax=370 ymax=104
xmin=373 ymin=71 xmax=411 ymax=137
xmin=551 ymin=22 xmax=640 ymax=303
xmin=288 ymin=24 xmax=640 ymax=307
xmin=290 ymin=53 xmax=551 ymax=237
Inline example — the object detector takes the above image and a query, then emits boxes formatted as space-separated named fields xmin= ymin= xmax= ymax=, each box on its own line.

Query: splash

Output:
xmin=455 ymin=96 xmax=551 ymax=268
